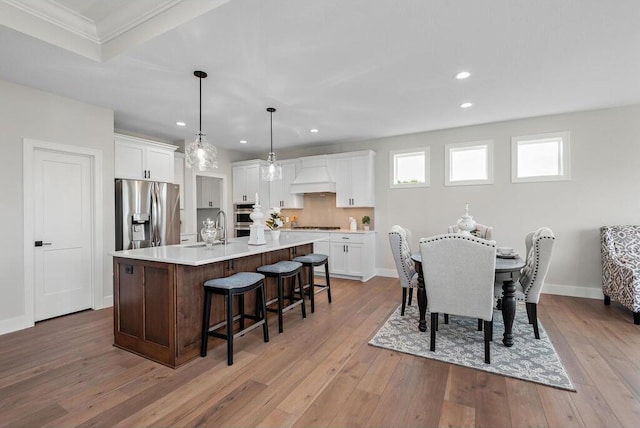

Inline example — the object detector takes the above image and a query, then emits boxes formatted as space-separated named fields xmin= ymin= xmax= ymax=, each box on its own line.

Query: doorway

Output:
xmin=23 ymin=139 xmax=103 ymax=325
xmin=196 ymin=176 xmax=222 ymax=241
xmin=191 ymin=171 xmax=227 ymax=242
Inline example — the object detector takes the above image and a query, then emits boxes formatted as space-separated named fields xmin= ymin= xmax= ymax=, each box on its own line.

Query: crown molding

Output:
xmin=2 ymin=0 xmax=99 ymax=42
xmin=0 ymin=0 xmax=229 ymax=61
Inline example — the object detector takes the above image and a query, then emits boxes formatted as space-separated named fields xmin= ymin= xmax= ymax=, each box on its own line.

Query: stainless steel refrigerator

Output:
xmin=115 ymin=179 xmax=180 ymax=250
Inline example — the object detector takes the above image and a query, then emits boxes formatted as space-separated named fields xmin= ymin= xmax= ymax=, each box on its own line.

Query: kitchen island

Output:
xmin=112 ymin=233 xmax=326 ymax=368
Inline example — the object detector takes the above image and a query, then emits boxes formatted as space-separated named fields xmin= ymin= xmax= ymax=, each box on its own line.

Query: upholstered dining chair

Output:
xmin=420 ymin=234 xmax=496 ymax=364
xmin=495 ymin=227 xmax=555 ymax=339
xmin=389 ymin=225 xmax=418 ymax=316
xmin=448 ymin=223 xmax=493 ymax=240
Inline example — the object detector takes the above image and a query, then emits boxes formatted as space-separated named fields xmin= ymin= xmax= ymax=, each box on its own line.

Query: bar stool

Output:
xmin=257 ymin=260 xmax=306 ymax=333
xmin=292 ymin=253 xmax=332 ymax=313
xmin=201 ymin=272 xmax=269 ymax=366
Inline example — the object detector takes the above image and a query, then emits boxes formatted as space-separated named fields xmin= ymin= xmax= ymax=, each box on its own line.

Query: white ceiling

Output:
xmin=1 ymin=0 xmax=639 ymax=154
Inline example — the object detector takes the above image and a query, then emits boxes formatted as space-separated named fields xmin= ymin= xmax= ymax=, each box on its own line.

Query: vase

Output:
xmin=456 ymin=203 xmax=476 ymax=236
xmin=200 ymin=218 xmax=219 ymax=247
xmin=271 ymin=229 xmax=281 ymax=240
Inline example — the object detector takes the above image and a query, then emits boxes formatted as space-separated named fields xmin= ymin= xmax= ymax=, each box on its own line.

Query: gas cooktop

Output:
xmin=292 ymin=226 xmax=340 ymax=230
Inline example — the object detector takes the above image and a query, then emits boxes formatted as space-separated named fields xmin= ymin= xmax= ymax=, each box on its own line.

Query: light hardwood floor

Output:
xmin=1 ymin=276 xmax=639 ymax=427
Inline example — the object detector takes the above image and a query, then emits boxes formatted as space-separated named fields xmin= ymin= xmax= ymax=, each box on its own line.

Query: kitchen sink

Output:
xmin=184 ymin=241 xmax=222 ymax=248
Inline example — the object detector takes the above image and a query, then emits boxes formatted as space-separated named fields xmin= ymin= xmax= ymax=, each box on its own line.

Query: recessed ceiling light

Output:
xmin=239 ymin=140 xmax=247 ymax=144
xmin=310 ymin=129 xmax=319 ymax=133
xmin=460 ymin=102 xmax=473 ymax=108
xmin=176 ymin=121 xmax=186 ymax=127
xmin=456 ymin=71 xmax=471 ymax=79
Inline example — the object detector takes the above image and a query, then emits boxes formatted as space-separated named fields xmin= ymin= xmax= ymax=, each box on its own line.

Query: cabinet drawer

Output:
xmin=331 ymin=233 xmax=365 ymax=244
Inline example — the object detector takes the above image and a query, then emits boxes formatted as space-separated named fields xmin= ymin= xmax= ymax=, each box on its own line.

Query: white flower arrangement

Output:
xmin=265 ymin=207 xmax=285 ymax=230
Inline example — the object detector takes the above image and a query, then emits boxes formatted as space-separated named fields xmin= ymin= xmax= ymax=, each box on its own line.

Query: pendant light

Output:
xmin=261 ymin=107 xmax=282 ymax=181
xmin=185 ymin=70 xmax=218 ymax=171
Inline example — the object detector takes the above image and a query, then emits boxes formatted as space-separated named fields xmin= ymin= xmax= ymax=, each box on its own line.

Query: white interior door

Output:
xmin=33 ymin=149 xmax=93 ymax=321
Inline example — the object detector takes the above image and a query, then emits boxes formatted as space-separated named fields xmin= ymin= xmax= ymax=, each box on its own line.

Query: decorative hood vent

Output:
xmin=290 ymin=155 xmax=336 ymax=193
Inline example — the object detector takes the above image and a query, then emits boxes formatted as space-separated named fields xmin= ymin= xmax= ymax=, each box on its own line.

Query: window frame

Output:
xmin=511 ymin=131 xmax=571 ymax=183
xmin=444 ymin=140 xmax=494 ymax=186
xmin=389 ymin=147 xmax=430 ymax=189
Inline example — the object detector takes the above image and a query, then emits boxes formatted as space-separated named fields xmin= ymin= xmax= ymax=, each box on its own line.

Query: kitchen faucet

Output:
xmin=215 ymin=209 xmax=227 ymax=243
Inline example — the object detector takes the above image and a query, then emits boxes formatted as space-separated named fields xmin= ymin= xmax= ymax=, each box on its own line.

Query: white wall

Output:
xmin=0 ymin=79 xmax=115 ymax=333
xmin=0 ymin=80 xmax=247 ymax=335
xmin=3 ymin=75 xmax=636 ymax=334
xmin=279 ymin=104 xmax=640 ymax=298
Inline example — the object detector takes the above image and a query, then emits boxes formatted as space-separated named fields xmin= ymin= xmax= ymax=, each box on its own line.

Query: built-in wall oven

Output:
xmin=234 ymin=204 xmax=253 ymax=237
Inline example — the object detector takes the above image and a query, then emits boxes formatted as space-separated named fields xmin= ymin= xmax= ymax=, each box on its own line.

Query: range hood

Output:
xmin=290 ymin=155 xmax=336 ymax=193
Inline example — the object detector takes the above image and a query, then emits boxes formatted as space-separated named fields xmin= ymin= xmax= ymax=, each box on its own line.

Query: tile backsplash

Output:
xmin=280 ymin=193 xmax=374 ymax=230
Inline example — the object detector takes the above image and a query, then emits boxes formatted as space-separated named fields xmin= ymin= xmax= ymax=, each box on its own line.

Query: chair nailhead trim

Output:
xmin=421 ymin=234 xmax=495 ymax=247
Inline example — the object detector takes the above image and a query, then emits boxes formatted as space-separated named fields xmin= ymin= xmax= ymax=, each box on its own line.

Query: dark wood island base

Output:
xmin=113 ymin=244 xmax=313 ymax=368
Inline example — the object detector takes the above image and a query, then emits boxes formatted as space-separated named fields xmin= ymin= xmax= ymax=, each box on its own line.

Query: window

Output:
xmin=445 ymin=140 xmax=493 ymax=186
xmin=390 ymin=148 xmax=430 ymax=188
xmin=512 ymin=132 xmax=570 ymax=182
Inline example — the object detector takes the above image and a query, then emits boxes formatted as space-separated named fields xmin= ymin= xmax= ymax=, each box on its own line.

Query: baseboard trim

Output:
xmin=542 ymin=283 xmax=602 ymax=300
xmin=100 ymin=296 xmax=113 ymax=309
xmin=377 ymin=268 xmax=399 ymax=278
xmin=375 ymin=269 xmax=602 ymax=300
xmin=1 ymin=296 xmax=114 ymax=336
xmin=0 ymin=314 xmax=34 ymax=336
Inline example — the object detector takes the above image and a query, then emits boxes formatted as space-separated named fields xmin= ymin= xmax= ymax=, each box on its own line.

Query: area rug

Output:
xmin=369 ymin=303 xmax=575 ymax=391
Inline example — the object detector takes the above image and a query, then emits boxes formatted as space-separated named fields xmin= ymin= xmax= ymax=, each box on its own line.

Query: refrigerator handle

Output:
xmin=151 ymin=182 xmax=160 ymax=246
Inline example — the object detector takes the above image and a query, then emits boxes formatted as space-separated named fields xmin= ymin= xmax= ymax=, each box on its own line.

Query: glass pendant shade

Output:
xmin=261 ymin=107 xmax=282 ymax=181
xmin=261 ymin=152 xmax=282 ymax=181
xmin=186 ymin=132 xmax=218 ymax=171
xmin=185 ymin=70 xmax=217 ymax=171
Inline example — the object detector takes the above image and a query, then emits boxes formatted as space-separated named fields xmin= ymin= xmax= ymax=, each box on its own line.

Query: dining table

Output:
xmin=411 ymin=252 xmax=526 ymax=347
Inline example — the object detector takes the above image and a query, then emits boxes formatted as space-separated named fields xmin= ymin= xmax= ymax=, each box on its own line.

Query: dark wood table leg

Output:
xmin=416 ymin=264 xmax=427 ymax=332
xmin=501 ymin=279 xmax=517 ymax=347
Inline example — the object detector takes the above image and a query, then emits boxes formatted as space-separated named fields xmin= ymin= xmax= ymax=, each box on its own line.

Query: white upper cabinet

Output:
xmin=269 ymin=161 xmax=303 ymax=209
xmin=114 ymin=134 xmax=177 ymax=182
xmin=232 ymin=160 xmax=268 ymax=205
xmin=197 ymin=176 xmax=221 ymax=209
xmin=334 ymin=150 xmax=375 ymax=207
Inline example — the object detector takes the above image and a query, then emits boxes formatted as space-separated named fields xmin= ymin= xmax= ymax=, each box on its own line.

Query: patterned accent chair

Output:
xmin=389 ymin=225 xmax=418 ymax=316
xmin=448 ymin=223 xmax=493 ymax=240
xmin=601 ymin=225 xmax=640 ymax=325
xmin=495 ymin=227 xmax=555 ymax=339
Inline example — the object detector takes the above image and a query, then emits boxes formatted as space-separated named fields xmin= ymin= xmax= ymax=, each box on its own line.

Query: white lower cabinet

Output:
xmin=286 ymin=230 xmax=376 ymax=281
xmin=329 ymin=233 xmax=375 ymax=281
xmin=330 ymin=241 xmax=364 ymax=275
xmin=312 ymin=239 xmax=331 ymax=274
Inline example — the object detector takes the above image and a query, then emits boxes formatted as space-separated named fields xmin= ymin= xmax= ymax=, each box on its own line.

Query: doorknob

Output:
xmin=34 ymin=241 xmax=52 ymax=247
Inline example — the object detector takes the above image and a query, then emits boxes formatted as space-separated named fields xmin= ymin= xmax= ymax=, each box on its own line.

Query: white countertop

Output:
xmin=111 ymin=232 xmax=328 ymax=266
xmin=282 ymin=228 xmax=376 ymax=234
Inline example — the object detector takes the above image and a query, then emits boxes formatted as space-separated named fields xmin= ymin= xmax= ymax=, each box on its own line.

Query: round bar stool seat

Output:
xmin=201 ymin=272 xmax=269 ymax=366
xmin=292 ymin=253 xmax=332 ymax=313
xmin=257 ymin=260 xmax=305 ymax=333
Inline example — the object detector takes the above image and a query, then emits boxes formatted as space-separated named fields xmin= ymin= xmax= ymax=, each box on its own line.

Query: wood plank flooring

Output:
xmin=1 ymin=276 xmax=639 ymax=427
